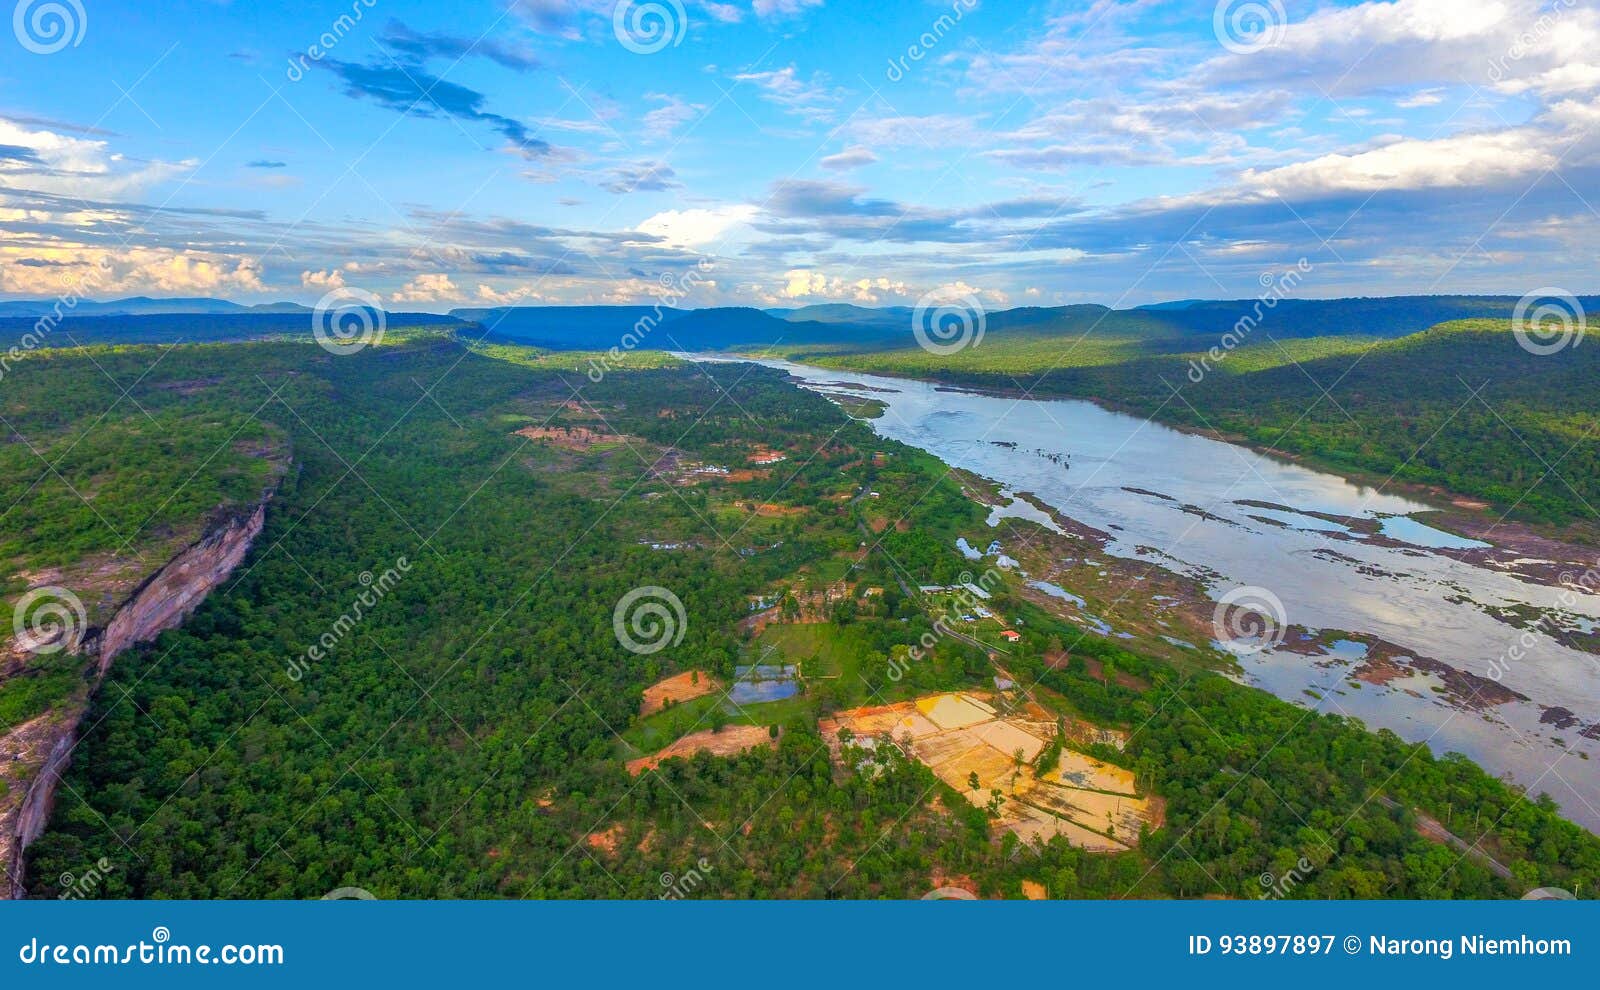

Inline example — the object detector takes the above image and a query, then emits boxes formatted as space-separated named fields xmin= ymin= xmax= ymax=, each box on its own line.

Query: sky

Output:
xmin=0 ymin=0 xmax=1596 ymax=311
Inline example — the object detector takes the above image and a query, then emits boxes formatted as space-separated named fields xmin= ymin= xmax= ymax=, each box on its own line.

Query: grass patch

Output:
xmin=753 ymin=623 xmax=859 ymax=678
xmin=621 ymin=692 xmax=811 ymax=757
xmin=0 ymin=654 xmax=84 ymax=726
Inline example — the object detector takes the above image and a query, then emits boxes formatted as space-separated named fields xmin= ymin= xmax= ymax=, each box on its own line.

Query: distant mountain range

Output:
xmin=455 ymin=294 xmax=1598 ymax=352
xmin=452 ymin=304 xmax=913 ymax=351
xmin=0 ymin=309 xmax=461 ymax=347
xmin=1 ymin=294 xmax=1593 ymax=353
xmin=0 ymin=296 xmax=317 ymax=318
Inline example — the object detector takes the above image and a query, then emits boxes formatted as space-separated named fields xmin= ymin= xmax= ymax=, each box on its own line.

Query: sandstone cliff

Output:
xmin=0 ymin=497 xmax=272 ymax=898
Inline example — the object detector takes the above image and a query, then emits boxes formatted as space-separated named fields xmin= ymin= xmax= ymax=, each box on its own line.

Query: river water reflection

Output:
xmin=733 ymin=358 xmax=1600 ymax=830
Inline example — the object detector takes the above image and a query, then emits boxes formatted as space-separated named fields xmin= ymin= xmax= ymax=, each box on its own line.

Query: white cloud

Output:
xmin=641 ymin=94 xmax=706 ymax=141
xmin=752 ymin=0 xmax=824 ymax=18
xmin=599 ymin=160 xmax=680 ymax=194
xmin=0 ymin=243 xmax=264 ymax=296
xmin=733 ymin=66 xmax=839 ymax=121
xmin=845 ymin=113 xmax=984 ymax=149
xmin=1239 ymin=129 xmax=1559 ymax=197
xmin=820 ymin=146 xmax=878 ymax=171
xmin=389 ymin=273 xmax=461 ymax=303
xmin=847 ymin=276 xmax=909 ymax=303
xmin=702 ymin=2 xmax=744 ymax=23
xmin=476 ymin=283 xmax=547 ymax=304
xmin=1197 ymin=0 xmax=1600 ymax=100
xmin=301 ymin=269 xmax=345 ymax=290
xmin=777 ymin=270 xmax=999 ymax=306
xmin=635 ymin=205 xmax=757 ymax=248
xmin=0 ymin=117 xmax=191 ymax=198
xmin=781 ymin=269 xmax=831 ymax=298
xmin=1396 ymin=87 xmax=1446 ymax=108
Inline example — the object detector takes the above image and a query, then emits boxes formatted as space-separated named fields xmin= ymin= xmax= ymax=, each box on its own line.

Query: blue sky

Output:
xmin=0 ymin=0 xmax=1596 ymax=310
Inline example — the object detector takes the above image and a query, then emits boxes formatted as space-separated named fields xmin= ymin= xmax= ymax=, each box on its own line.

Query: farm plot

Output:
xmin=822 ymin=692 xmax=1160 ymax=851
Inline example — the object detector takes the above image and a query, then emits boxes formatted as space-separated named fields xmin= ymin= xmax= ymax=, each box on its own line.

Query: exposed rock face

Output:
xmin=1 ymin=498 xmax=271 ymax=898
xmin=92 ymin=502 xmax=266 ymax=672
xmin=5 ymin=723 xmax=76 ymax=890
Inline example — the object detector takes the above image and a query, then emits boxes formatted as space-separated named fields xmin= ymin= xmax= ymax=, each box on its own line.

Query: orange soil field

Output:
xmin=640 ymin=670 xmax=723 ymax=716
xmin=513 ymin=425 xmax=628 ymax=450
xmin=626 ymin=724 xmax=777 ymax=775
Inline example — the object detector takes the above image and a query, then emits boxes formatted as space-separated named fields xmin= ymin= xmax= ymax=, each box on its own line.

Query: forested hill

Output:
xmin=0 ymin=312 xmax=461 ymax=348
xmin=5 ymin=294 xmax=1589 ymax=354
xmin=0 ymin=296 xmax=302 ymax=318
xmin=455 ymin=294 xmax=1600 ymax=352
xmin=456 ymin=304 xmax=907 ymax=351
xmin=1135 ymin=295 xmax=1600 ymax=341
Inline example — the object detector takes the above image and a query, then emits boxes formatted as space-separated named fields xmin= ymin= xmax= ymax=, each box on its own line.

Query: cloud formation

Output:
xmin=3 ymin=0 xmax=1598 ymax=306
xmin=315 ymin=59 xmax=552 ymax=158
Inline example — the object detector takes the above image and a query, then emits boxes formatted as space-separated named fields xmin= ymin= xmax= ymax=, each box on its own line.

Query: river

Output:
xmin=728 ymin=357 xmax=1600 ymax=831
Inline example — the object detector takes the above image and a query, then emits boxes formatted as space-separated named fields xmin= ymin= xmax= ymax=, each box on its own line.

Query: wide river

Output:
xmin=729 ymin=357 xmax=1600 ymax=831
